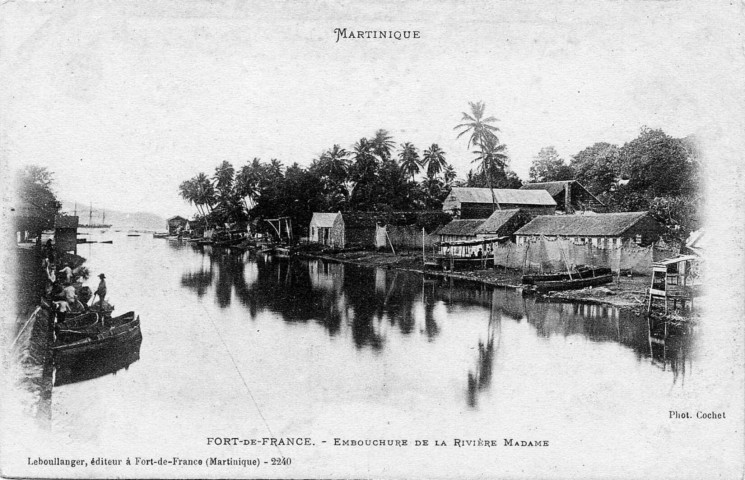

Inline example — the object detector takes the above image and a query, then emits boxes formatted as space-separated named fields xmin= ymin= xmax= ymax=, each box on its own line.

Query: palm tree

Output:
xmin=455 ymin=101 xmax=502 ymax=208
xmin=423 ymin=144 xmax=447 ymax=179
xmin=319 ymin=144 xmax=351 ymax=183
xmin=213 ymin=161 xmax=235 ymax=194
xmin=179 ymin=178 xmax=202 ymax=217
xmin=371 ymin=129 xmax=395 ymax=162
xmin=454 ymin=101 xmax=501 ymax=149
xmin=472 ymin=136 xmax=509 ymax=181
xmin=235 ymin=164 xmax=260 ymax=211
xmin=443 ymin=164 xmax=457 ymax=186
xmin=194 ymin=172 xmax=215 ymax=215
xmin=398 ymin=142 xmax=421 ymax=182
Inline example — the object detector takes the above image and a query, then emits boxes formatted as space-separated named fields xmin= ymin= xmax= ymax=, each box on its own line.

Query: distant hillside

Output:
xmin=60 ymin=201 xmax=170 ymax=231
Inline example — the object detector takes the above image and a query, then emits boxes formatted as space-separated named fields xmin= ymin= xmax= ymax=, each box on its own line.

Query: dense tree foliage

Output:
xmin=528 ymin=146 xmax=574 ymax=182
xmin=178 ymin=109 xmax=702 ymax=243
xmin=15 ymin=165 xmax=62 ymax=234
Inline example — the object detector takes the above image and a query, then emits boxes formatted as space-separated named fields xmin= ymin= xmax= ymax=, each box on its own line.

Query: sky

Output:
xmin=2 ymin=0 xmax=742 ymax=218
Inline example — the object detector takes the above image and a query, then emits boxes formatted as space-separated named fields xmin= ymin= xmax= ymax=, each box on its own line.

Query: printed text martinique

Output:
xmin=335 ymin=29 xmax=420 ymax=42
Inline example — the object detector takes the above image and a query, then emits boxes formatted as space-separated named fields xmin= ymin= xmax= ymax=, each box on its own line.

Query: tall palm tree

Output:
xmin=398 ymin=142 xmax=421 ymax=182
xmin=179 ymin=178 xmax=202 ymax=217
xmin=455 ymin=101 xmax=502 ymax=208
xmin=443 ymin=164 xmax=457 ymax=186
xmin=454 ymin=101 xmax=501 ymax=149
xmin=319 ymin=144 xmax=351 ymax=183
xmin=423 ymin=144 xmax=447 ymax=179
xmin=235 ymin=164 xmax=260 ymax=211
xmin=371 ymin=129 xmax=395 ymax=162
xmin=472 ymin=136 xmax=509 ymax=181
xmin=194 ymin=172 xmax=215 ymax=215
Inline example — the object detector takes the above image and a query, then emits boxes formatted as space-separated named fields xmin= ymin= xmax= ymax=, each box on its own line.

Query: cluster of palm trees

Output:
xmin=178 ymin=101 xmax=517 ymax=229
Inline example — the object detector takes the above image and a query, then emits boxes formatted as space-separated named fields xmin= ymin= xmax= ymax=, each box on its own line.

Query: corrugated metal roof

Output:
xmin=474 ymin=209 xmax=520 ymax=234
xmin=437 ymin=219 xmax=485 ymax=236
xmin=519 ymin=181 xmax=572 ymax=197
xmin=447 ymin=187 xmax=556 ymax=206
xmin=515 ymin=212 xmax=650 ymax=236
xmin=310 ymin=212 xmax=341 ymax=228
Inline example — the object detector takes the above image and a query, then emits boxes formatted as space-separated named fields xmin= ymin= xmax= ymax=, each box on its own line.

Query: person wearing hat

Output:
xmin=93 ymin=273 xmax=108 ymax=308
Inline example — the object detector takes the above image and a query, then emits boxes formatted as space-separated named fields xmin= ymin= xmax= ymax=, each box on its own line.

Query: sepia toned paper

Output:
xmin=1 ymin=1 xmax=743 ymax=478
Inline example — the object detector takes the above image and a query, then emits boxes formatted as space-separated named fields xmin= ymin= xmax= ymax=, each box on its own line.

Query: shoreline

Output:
xmin=299 ymin=250 xmax=651 ymax=311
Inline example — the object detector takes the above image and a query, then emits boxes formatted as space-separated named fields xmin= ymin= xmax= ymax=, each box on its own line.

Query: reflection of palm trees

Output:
xmin=467 ymin=289 xmax=502 ymax=408
xmin=421 ymin=277 xmax=440 ymax=340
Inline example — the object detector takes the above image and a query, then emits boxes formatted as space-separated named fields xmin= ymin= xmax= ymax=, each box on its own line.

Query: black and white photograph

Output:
xmin=1 ymin=1 xmax=743 ymax=478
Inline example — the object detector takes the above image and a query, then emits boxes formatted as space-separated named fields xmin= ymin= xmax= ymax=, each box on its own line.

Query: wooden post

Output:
xmin=422 ymin=228 xmax=426 ymax=265
xmin=385 ymin=227 xmax=396 ymax=256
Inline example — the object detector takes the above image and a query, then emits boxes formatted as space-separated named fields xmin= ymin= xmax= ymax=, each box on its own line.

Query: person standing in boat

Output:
xmin=93 ymin=273 xmax=107 ymax=309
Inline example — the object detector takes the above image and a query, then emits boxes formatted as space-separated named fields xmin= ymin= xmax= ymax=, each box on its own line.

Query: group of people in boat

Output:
xmin=41 ymin=239 xmax=109 ymax=324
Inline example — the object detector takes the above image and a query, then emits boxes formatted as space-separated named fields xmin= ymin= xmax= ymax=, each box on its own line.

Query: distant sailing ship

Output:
xmin=77 ymin=203 xmax=112 ymax=228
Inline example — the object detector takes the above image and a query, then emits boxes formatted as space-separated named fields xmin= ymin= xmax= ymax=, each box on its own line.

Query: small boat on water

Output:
xmin=58 ymin=311 xmax=102 ymax=329
xmin=54 ymin=339 xmax=141 ymax=387
xmin=153 ymin=232 xmax=168 ymax=239
xmin=197 ymin=239 xmax=213 ymax=246
xmin=52 ymin=311 xmax=142 ymax=359
xmin=274 ymin=246 xmax=295 ymax=258
xmin=213 ymin=238 xmax=243 ymax=248
xmin=522 ymin=266 xmax=612 ymax=285
xmin=100 ymin=240 xmax=113 ymax=244
xmin=526 ymin=273 xmax=613 ymax=293
xmin=127 ymin=234 xmax=141 ymax=237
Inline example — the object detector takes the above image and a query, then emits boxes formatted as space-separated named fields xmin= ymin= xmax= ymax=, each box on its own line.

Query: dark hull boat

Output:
xmin=212 ymin=238 xmax=243 ymax=248
xmin=52 ymin=311 xmax=142 ymax=360
xmin=54 ymin=337 xmax=142 ymax=387
xmin=527 ymin=273 xmax=614 ymax=293
xmin=274 ymin=246 xmax=295 ymax=258
xmin=522 ymin=266 xmax=612 ymax=285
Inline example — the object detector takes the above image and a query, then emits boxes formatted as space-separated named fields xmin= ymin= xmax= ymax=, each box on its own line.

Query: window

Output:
xmin=635 ymin=234 xmax=642 ymax=245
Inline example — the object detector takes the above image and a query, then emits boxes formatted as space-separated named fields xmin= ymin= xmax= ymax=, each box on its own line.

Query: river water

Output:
xmin=5 ymin=231 xmax=740 ymax=478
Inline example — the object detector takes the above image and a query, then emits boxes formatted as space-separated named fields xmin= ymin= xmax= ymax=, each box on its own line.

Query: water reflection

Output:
xmin=648 ymin=318 xmax=694 ymax=385
xmin=467 ymin=290 xmax=502 ymax=408
xmin=168 ymin=241 xmax=695 ymax=406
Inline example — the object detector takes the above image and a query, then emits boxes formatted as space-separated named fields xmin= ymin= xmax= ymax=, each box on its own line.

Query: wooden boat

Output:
xmin=522 ymin=266 xmax=612 ymax=285
xmin=127 ymin=234 xmax=141 ymax=237
xmin=100 ymin=240 xmax=113 ymax=244
xmin=52 ymin=311 xmax=141 ymax=359
xmin=153 ymin=232 xmax=168 ymax=238
xmin=213 ymin=238 xmax=243 ymax=248
xmin=274 ymin=246 xmax=294 ymax=258
xmin=197 ymin=238 xmax=213 ymax=246
xmin=54 ymin=339 xmax=141 ymax=387
xmin=528 ymin=273 xmax=613 ymax=293
xmin=58 ymin=311 xmax=101 ymax=330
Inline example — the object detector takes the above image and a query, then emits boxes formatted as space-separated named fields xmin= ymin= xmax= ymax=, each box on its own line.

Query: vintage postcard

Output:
xmin=1 ymin=1 xmax=743 ymax=478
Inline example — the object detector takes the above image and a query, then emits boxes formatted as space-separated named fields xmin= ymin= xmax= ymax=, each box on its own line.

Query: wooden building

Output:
xmin=474 ymin=209 xmax=532 ymax=241
xmin=648 ymin=255 xmax=698 ymax=313
xmin=519 ymin=180 xmax=604 ymax=214
xmin=442 ymin=187 xmax=556 ymax=219
xmin=341 ymin=212 xmax=381 ymax=248
xmin=514 ymin=211 xmax=666 ymax=247
xmin=54 ymin=214 xmax=79 ymax=255
xmin=309 ymin=212 xmax=345 ymax=248
xmin=436 ymin=209 xmax=530 ymax=257
xmin=167 ymin=215 xmax=188 ymax=235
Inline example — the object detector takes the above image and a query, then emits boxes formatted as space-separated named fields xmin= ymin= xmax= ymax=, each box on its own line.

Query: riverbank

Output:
xmin=302 ymin=250 xmax=652 ymax=310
